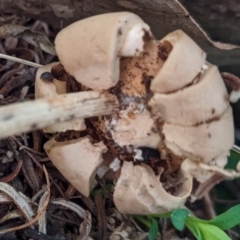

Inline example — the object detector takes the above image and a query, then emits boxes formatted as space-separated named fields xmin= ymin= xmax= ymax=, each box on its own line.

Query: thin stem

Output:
xmin=134 ymin=216 xmax=152 ymax=228
xmin=0 ymin=53 xmax=43 ymax=68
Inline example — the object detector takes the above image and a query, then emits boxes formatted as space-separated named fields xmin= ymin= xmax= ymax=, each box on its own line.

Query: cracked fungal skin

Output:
xmin=113 ymin=161 xmax=192 ymax=214
xmin=149 ymin=61 xmax=234 ymax=168
xmin=55 ymin=12 xmax=151 ymax=91
xmin=163 ymin=106 xmax=234 ymax=164
xmin=44 ymin=12 xmax=235 ymax=214
xmin=35 ymin=62 xmax=86 ymax=133
xmin=44 ymin=136 xmax=107 ymax=197
xmin=148 ymin=64 xmax=229 ymax=126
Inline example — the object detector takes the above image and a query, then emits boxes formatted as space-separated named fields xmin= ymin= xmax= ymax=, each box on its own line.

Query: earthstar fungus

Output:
xmin=39 ymin=12 xmax=235 ymax=214
xmin=44 ymin=136 xmax=107 ymax=197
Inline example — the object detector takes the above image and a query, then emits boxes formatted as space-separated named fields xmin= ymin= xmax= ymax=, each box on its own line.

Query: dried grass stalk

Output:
xmin=0 ymin=91 xmax=119 ymax=139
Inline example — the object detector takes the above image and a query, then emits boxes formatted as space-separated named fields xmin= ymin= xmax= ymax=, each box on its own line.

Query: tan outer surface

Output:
xmin=44 ymin=137 xmax=107 ymax=197
xmin=181 ymin=158 xmax=227 ymax=183
xmin=150 ymin=30 xmax=206 ymax=93
xmin=106 ymin=106 xmax=161 ymax=149
xmin=55 ymin=12 xmax=150 ymax=91
xmin=53 ymin=79 xmax=67 ymax=94
xmin=35 ymin=62 xmax=58 ymax=99
xmin=163 ymin=107 xmax=234 ymax=163
xmin=182 ymin=159 xmax=215 ymax=183
xmin=43 ymin=119 xmax=86 ymax=133
xmin=35 ymin=63 xmax=86 ymax=133
xmin=113 ymin=161 xmax=192 ymax=214
xmin=148 ymin=65 xmax=229 ymax=125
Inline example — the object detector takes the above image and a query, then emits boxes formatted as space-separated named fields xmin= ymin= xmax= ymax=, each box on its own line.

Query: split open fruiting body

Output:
xmin=35 ymin=62 xmax=86 ymax=133
xmin=37 ymin=12 xmax=235 ymax=215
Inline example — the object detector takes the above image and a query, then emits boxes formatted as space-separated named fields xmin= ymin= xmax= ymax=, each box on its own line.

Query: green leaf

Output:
xmin=171 ymin=208 xmax=189 ymax=231
xmin=196 ymin=222 xmax=231 ymax=240
xmin=185 ymin=219 xmax=203 ymax=240
xmin=208 ymin=204 xmax=240 ymax=230
xmin=185 ymin=218 xmax=231 ymax=240
xmin=225 ymin=150 xmax=240 ymax=170
xmin=148 ymin=217 xmax=159 ymax=240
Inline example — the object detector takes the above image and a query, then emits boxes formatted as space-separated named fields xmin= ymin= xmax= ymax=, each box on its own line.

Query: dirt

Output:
xmin=0 ymin=13 xmax=239 ymax=240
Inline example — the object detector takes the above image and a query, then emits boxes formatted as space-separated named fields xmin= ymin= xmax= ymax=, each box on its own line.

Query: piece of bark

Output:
xmin=1 ymin=0 xmax=240 ymax=69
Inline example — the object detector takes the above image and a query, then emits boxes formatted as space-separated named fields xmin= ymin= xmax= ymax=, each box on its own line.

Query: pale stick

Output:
xmin=0 ymin=91 xmax=118 ymax=139
xmin=0 ymin=53 xmax=43 ymax=68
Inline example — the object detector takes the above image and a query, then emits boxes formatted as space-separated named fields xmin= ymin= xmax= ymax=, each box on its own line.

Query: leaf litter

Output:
xmin=0 ymin=12 xmax=240 ymax=240
xmin=0 ymin=24 xmax=56 ymax=55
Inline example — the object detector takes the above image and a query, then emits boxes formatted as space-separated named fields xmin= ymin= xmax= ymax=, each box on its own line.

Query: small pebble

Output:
xmin=40 ymin=72 xmax=54 ymax=82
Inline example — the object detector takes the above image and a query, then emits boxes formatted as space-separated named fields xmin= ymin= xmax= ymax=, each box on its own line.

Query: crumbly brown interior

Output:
xmin=49 ymin=40 xmax=186 ymax=194
xmin=51 ymin=63 xmax=83 ymax=92
xmin=110 ymin=40 xmax=166 ymax=109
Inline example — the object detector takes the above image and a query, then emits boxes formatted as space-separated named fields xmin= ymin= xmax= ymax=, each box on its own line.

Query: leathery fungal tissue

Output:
xmin=35 ymin=12 xmax=235 ymax=214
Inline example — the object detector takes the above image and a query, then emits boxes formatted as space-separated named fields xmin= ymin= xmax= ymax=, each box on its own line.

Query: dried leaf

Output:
xmin=21 ymin=151 xmax=40 ymax=191
xmin=0 ymin=24 xmax=56 ymax=55
xmin=19 ymin=86 xmax=29 ymax=101
xmin=65 ymin=184 xmax=77 ymax=198
xmin=0 ymin=182 xmax=34 ymax=221
xmin=0 ymin=24 xmax=27 ymax=38
xmin=0 ymin=165 xmax=50 ymax=234
xmin=0 ymin=160 xmax=23 ymax=183
xmin=0 ymin=66 xmax=24 ymax=89
xmin=7 ymin=48 xmax=36 ymax=62
xmin=0 ymin=74 xmax=34 ymax=97
xmin=0 ymin=95 xmax=18 ymax=106
xmin=5 ymin=37 xmax=18 ymax=49
xmin=78 ymin=211 xmax=92 ymax=240
xmin=51 ymin=199 xmax=86 ymax=219
xmin=32 ymin=185 xmax=47 ymax=203
xmin=94 ymin=194 xmax=107 ymax=240
xmin=38 ymin=191 xmax=49 ymax=234
xmin=0 ymin=192 xmax=12 ymax=203
xmin=75 ymin=193 xmax=97 ymax=217
xmin=0 ymin=209 xmax=22 ymax=224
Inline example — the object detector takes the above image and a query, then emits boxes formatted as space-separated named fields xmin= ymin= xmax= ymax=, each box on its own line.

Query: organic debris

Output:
xmin=0 ymin=13 xmax=240 ymax=240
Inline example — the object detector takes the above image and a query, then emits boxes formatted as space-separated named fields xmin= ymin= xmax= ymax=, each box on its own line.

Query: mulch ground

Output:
xmin=0 ymin=13 xmax=239 ymax=240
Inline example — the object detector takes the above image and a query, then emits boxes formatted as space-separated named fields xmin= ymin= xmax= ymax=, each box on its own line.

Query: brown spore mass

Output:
xmin=158 ymin=40 xmax=173 ymax=60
